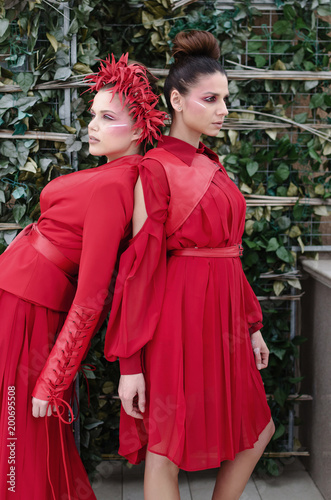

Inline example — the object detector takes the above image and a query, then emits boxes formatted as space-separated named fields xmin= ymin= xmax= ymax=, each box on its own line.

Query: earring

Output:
xmin=178 ymin=107 xmax=182 ymax=111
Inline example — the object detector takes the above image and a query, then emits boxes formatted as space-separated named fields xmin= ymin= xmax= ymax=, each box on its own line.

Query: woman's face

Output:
xmin=172 ymin=72 xmax=229 ymax=145
xmin=88 ymin=90 xmax=140 ymax=162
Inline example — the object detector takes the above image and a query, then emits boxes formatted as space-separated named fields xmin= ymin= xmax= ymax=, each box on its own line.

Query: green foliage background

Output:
xmin=0 ymin=0 xmax=331 ymax=478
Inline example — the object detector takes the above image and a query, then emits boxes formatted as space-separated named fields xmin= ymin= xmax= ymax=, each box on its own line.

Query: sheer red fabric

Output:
xmin=105 ymin=137 xmax=271 ymax=470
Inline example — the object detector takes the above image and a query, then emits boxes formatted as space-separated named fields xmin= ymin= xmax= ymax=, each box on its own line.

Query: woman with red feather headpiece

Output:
xmin=0 ymin=53 xmax=166 ymax=500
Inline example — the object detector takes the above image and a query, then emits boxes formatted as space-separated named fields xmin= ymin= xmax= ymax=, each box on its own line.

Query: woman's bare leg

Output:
xmin=212 ymin=419 xmax=275 ymax=500
xmin=144 ymin=450 xmax=180 ymax=500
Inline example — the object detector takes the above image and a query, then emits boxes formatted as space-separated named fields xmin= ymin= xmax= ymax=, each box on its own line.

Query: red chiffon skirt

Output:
xmin=0 ymin=290 xmax=96 ymax=499
xmin=119 ymin=255 xmax=272 ymax=470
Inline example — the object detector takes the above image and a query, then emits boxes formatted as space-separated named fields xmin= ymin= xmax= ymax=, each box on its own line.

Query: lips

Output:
xmin=89 ymin=136 xmax=100 ymax=143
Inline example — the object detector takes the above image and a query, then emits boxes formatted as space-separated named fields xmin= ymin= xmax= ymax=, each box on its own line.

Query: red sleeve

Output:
xmin=241 ymin=273 xmax=263 ymax=335
xmin=73 ymin=169 xmax=135 ymax=312
xmin=104 ymin=159 xmax=169 ymax=374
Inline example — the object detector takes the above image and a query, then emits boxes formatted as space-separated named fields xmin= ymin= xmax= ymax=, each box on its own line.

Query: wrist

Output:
xmin=119 ymin=350 xmax=142 ymax=375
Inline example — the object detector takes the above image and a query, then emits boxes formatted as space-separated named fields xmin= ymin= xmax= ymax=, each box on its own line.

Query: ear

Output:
xmin=132 ymin=127 xmax=143 ymax=142
xmin=170 ymin=89 xmax=183 ymax=112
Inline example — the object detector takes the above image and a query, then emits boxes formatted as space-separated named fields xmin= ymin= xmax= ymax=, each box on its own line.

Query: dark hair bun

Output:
xmin=172 ymin=30 xmax=221 ymax=63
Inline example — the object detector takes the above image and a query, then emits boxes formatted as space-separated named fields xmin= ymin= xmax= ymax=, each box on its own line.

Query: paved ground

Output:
xmin=92 ymin=458 xmax=325 ymax=500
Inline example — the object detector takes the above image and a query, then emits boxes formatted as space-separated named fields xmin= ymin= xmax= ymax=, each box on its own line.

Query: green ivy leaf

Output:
xmin=254 ymin=55 xmax=266 ymax=68
xmin=273 ymin=20 xmax=293 ymax=36
xmin=12 ymin=187 xmax=26 ymax=200
xmin=14 ymin=72 xmax=34 ymax=94
xmin=293 ymin=203 xmax=304 ymax=221
xmin=283 ymin=5 xmax=296 ymax=20
xmin=13 ymin=204 xmax=26 ymax=223
xmin=314 ymin=206 xmax=329 ymax=216
xmin=84 ymin=419 xmax=104 ymax=430
xmin=243 ymin=238 xmax=258 ymax=249
xmin=274 ymin=387 xmax=288 ymax=407
xmin=267 ymin=459 xmax=280 ymax=477
xmin=0 ymin=141 xmax=17 ymax=159
xmin=54 ymin=67 xmax=72 ymax=81
xmin=294 ymin=112 xmax=307 ymax=124
xmin=275 ymin=163 xmax=290 ymax=182
xmin=0 ymin=95 xmax=15 ymax=115
xmin=270 ymin=348 xmax=287 ymax=361
xmin=13 ymin=123 xmax=28 ymax=135
xmin=15 ymin=96 xmax=40 ymax=113
xmin=247 ymin=36 xmax=263 ymax=52
xmin=273 ymin=280 xmax=285 ymax=296
xmin=266 ymin=237 xmax=279 ymax=252
xmin=317 ymin=6 xmax=331 ymax=17
xmin=276 ymin=246 xmax=293 ymax=263
xmin=246 ymin=161 xmax=259 ymax=177
xmin=224 ymin=154 xmax=238 ymax=165
xmin=304 ymin=61 xmax=315 ymax=71
xmin=309 ymin=93 xmax=324 ymax=109
xmin=272 ymin=423 xmax=286 ymax=440
xmin=221 ymin=39 xmax=233 ymax=56
xmin=0 ymin=18 xmax=10 ymax=38
xmin=304 ymin=80 xmax=319 ymax=91
xmin=17 ymin=142 xmax=29 ymax=167
xmin=292 ymin=47 xmax=305 ymax=67
xmin=309 ymin=149 xmax=322 ymax=162
xmin=277 ymin=216 xmax=291 ymax=230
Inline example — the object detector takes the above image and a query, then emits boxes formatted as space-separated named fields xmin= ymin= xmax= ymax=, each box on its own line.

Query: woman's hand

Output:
xmin=250 ymin=330 xmax=269 ymax=370
xmin=32 ymin=397 xmax=51 ymax=418
xmin=118 ymin=373 xmax=146 ymax=419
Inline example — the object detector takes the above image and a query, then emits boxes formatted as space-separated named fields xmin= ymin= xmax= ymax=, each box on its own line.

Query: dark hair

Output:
xmin=164 ymin=30 xmax=227 ymax=115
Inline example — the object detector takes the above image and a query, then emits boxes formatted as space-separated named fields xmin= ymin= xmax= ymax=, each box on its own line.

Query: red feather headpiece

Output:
xmin=85 ymin=53 xmax=167 ymax=145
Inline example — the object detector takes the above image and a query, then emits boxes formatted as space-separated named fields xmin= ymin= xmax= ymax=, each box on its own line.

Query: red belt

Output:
xmin=28 ymin=224 xmax=79 ymax=277
xmin=169 ymin=245 xmax=243 ymax=258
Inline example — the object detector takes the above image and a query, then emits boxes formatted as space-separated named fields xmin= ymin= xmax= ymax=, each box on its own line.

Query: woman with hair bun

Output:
xmin=105 ymin=30 xmax=275 ymax=499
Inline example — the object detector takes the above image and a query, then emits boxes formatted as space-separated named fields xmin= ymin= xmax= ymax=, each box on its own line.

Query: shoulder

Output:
xmin=89 ymin=161 xmax=138 ymax=192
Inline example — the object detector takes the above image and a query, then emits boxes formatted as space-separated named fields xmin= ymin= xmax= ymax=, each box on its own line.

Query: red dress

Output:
xmin=104 ymin=137 xmax=271 ymax=471
xmin=0 ymin=155 xmax=139 ymax=499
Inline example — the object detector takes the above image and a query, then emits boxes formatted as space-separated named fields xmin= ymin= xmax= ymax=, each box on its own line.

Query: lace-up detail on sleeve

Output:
xmin=32 ymin=304 xmax=100 ymax=402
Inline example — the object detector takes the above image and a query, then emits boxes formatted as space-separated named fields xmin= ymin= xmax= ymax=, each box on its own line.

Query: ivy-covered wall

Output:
xmin=0 ymin=0 xmax=331 ymax=478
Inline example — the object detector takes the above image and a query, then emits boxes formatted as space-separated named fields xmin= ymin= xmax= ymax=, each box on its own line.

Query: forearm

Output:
xmin=32 ymin=304 xmax=101 ymax=401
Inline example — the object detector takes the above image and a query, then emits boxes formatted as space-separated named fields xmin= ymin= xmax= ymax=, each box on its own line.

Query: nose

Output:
xmin=218 ymin=100 xmax=228 ymax=116
xmin=88 ymin=115 xmax=98 ymax=131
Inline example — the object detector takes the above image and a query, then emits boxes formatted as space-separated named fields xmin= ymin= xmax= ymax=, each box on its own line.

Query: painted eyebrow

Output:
xmin=90 ymin=108 xmax=119 ymax=116
xmin=201 ymin=92 xmax=230 ymax=98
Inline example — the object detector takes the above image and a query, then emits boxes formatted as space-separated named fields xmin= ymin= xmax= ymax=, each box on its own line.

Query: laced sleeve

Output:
xmin=104 ymin=159 xmax=169 ymax=374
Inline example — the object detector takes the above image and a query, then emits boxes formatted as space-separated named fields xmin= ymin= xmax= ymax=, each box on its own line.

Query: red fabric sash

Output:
xmin=28 ymin=224 xmax=79 ymax=277
xmin=169 ymin=245 xmax=243 ymax=258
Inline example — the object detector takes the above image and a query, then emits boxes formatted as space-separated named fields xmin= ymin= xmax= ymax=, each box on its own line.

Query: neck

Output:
xmin=106 ymin=144 xmax=141 ymax=163
xmin=169 ymin=118 xmax=201 ymax=149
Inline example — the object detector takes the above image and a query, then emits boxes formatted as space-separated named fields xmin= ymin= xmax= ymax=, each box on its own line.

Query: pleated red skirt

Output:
xmin=0 ymin=290 xmax=96 ymax=499
xmin=118 ymin=256 xmax=272 ymax=470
